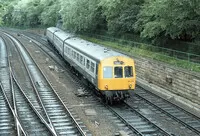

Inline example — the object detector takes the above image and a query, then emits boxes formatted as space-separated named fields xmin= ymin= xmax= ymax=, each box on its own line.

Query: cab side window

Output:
xmin=114 ymin=67 xmax=123 ymax=78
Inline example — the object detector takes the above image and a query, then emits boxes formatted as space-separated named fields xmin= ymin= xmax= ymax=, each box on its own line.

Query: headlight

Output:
xmin=129 ymin=84 xmax=132 ymax=89
xmin=105 ymin=84 xmax=108 ymax=89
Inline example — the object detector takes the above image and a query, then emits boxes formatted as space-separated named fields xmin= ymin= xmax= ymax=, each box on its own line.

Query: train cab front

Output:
xmin=98 ymin=56 xmax=136 ymax=103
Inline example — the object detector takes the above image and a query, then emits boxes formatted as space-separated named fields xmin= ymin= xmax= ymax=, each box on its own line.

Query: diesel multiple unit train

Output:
xmin=46 ymin=27 xmax=136 ymax=103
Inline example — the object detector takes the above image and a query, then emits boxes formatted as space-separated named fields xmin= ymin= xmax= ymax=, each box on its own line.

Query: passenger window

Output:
xmin=125 ymin=66 xmax=133 ymax=77
xmin=114 ymin=67 xmax=123 ymax=78
xmin=72 ymin=51 xmax=74 ymax=58
xmin=86 ymin=59 xmax=90 ymax=69
xmin=103 ymin=67 xmax=113 ymax=78
xmin=74 ymin=52 xmax=76 ymax=59
xmin=68 ymin=48 xmax=71 ymax=55
xmin=80 ymin=55 xmax=83 ymax=64
xmin=91 ymin=62 xmax=95 ymax=73
xmin=77 ymin=53 xmax=79 ymax=61
xmin=66 ymin=47 xmax=68 ymax=52
xmin=83 ymin=58 xmax=85 ymax=66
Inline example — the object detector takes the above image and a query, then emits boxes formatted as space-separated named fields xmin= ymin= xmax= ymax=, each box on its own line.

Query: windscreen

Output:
xmin=114 ymin=66 xmax=123 ymax=78
xmin=103 ymin=66 xmax=113 ymax=78
xmin=124 ymin=66 xmax=133 ymax=77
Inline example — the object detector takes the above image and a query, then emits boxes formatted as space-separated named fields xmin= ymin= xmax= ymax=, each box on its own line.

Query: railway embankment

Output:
xmin=135 ymin=57 xmax=200 ymax=113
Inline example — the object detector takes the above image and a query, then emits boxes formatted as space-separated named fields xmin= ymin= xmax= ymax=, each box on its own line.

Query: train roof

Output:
xmin=47 ymin=27 xmax=128 ymax=61
xmin=47 ymin=27 xmax=60 ymax=33
xmin=65 ymin=37 xmax=127 ymax=61
xmin=47 ymin=27 xmax=74 ymax=41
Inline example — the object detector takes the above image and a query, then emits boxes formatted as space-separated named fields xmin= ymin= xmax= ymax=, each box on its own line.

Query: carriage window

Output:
xmin=77 ymin=53 xmax=79 ymax=61
xmin=68 ymin=48 xmax=71 ymax=55
xmin=66 ymin=47 xmax=68 ymax=53
xmin=124 ymin=66 xmax=133 ymax=77
xmin=80 ymin=55 xmax=83 ymax=64
xmin=73 ymin=51 xmax=76 ymax=59
xmin=83 ymin=58 xmax=85 ymax=66
xmin=91 ymin=62 xmax=95 ymax=73
xmin=72 ymin=51 xmax=74 ymax=58
xmin=114 ymin=67 xmax=123 ymax=78
xmin=103 ymin=67 xmax=113 ymax=78
xmin=75 ymin=52 xmax=77 ymax=59
xmin=86 ymin=59 xmax=90 ymax=69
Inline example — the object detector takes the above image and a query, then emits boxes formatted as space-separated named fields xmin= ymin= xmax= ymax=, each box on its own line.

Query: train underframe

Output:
xmin=102 ymin=90 xmax=130 ymax=105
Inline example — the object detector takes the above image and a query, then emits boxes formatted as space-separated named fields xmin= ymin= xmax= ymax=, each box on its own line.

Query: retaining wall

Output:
xmin=135 ymin=57 xmax=200 ymax=108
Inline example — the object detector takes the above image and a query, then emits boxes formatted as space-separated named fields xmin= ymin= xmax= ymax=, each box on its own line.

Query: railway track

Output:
xmin=133 ymin=86 xmax=200 ymax=135
xmin=17 ymin=31 xmax=200 ymax=136
xmin=2 ymin=30 xmax=200 ymax=136
xmin=105 ymin=102 xmax=171 ymax=136
xmin=0 ymin=37 xmax=13 ymax=108
xmin=0 ymin=32 xmax=90 ymax=135
xmin=66 ymin=71 xmax=172 ymax=135
xmin=0 ymin=84 xmax=16 ymax=135
xmin=0 ymin=36 xmax=27 ymax=135
xmin=3 ymin=31 xmax=53 ymax=126
xmin=12 ymin=74 xmax=52 ymax=135
xmin=1 ymin=33 xmax=54 ymax=135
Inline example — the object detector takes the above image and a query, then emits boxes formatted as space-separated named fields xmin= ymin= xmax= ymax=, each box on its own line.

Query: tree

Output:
xmin=136 ymin=0 xmax=200 ymax=41
xmin=60 ymin=0 xmax=103 ymax=32
xmin=0 ymin=0 xmax=16 ymax=26
xmin=24 ymin=0 xmax=43 ymax=26
xmin=40 ymin=0 xmax=60 ymax=26
xmin=99 ymin=0 xmax=144 ymax=34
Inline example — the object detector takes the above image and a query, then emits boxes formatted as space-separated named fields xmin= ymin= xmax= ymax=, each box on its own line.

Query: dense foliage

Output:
xmin=60 ymin=0 xmax=102 ymax=32
xmin=0 ymin=0 xmax=200 ymax=43
xmin=136 ymin=0 xmax=200 ymax=41
xmin=100 ymin=0 xmax=144 ymax=34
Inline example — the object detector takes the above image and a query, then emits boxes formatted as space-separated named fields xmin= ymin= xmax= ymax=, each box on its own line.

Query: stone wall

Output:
xmin=135 ymin=57 xmax=200 ymax=106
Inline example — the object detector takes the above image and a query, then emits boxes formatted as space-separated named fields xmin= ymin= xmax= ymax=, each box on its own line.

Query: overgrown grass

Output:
xmin=80 ymin=35 xmax=200 ymax=73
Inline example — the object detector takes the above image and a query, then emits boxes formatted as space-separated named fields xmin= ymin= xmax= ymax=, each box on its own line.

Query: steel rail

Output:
xmin=124 ymin=102 xmax=172 ymax=136
xmin=134 ymin=86 xmax=200 ymax=135
xmin=21 ymin=33 xmax=88 ymax=136
xmin=0 ymin=35 xmax=26 ymax=136
xmin=12 ymin=71 xmax=56 ymax=135
xmin=104 ymin=103 xmax=144 ymax=136
xmin=3 ymin=31 xmax=87 ymax=136
xmin=3 ymin=32 xmax=58 ymax=136
xmin=9 ymin=60 xmax=22 ymax=136
xmin=2 ymin=31 xmax=52 ymax=125
xmin=20 ymin=31 xmax=89 ymax=136
xmin=0 ymin=82 xmax=27 ymax=136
